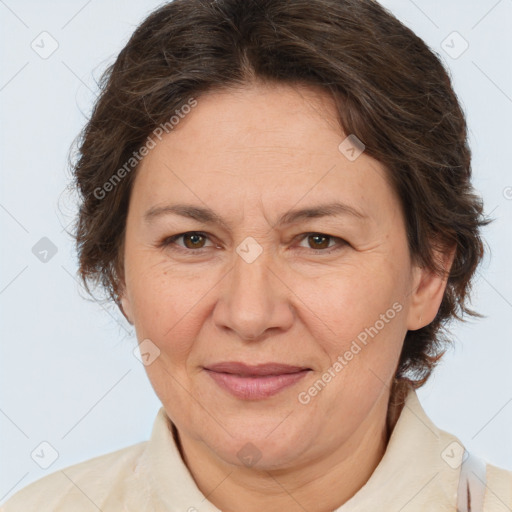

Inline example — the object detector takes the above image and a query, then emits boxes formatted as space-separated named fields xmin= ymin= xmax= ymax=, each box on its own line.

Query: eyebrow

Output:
xmin=144 ymin=202 xmax=367 ymax=228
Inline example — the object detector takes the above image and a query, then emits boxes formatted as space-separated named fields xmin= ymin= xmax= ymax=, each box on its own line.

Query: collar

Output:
xmin=141 ymin=389 xmax=463 ymax=511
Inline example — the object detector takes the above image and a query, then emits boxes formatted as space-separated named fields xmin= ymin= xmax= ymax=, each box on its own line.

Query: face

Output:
xmin=121 ymin=82 xmax=448 ymax=470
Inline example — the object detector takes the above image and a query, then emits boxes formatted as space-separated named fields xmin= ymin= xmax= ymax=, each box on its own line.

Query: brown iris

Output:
xmin=183 ymin=233 xmax=206 ymax=249
xmin=307 ymin=234 xmax=330 ymax=249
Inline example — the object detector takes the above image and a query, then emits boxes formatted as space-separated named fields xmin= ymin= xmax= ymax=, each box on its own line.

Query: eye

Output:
xmin=159 ymin=231 xmax=347 ymax=255
xmin=160 ymin=231 xmax=215 ymax=251
xmin=296 ymin=233 xmax=347 ymax=253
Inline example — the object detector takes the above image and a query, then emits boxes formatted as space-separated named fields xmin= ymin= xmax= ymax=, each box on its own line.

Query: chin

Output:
xmin=199 ymin=416 xmax=317 ymax=470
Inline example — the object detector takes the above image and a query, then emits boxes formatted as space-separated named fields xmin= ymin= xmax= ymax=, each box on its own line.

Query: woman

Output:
xmin=3 ymin=0 xmax=511 ymax=510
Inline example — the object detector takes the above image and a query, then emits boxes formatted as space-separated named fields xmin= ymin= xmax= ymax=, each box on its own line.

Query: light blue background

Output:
xmin=1 ymin=0 xmax=511 ymax=502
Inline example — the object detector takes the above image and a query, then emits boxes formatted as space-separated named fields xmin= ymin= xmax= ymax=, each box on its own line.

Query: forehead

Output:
xmin=130 ymin=83 xmax=398 ymax=224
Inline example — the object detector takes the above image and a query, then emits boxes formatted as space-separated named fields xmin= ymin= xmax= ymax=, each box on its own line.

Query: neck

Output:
xmin=172 ymin=388 xmax=407 ymax=512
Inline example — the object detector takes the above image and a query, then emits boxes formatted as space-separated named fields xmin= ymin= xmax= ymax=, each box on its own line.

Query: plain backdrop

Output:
xmin=1 ymin=0 xmax=511 ymax=503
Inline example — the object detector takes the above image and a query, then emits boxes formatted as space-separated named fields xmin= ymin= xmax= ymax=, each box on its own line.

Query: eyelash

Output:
xmin=158 ymin=231 xmax=347 ymax=255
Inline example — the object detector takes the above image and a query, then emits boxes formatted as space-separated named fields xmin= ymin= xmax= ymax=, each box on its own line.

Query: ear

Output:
xmin=118 ymin=283 xmax=134 ymax=325
xmin=406 ymin=244 xmax=456 ymax=331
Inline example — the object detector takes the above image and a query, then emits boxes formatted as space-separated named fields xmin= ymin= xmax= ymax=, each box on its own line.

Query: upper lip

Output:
xmin=204 ymin=362 xmax=310 ymax=376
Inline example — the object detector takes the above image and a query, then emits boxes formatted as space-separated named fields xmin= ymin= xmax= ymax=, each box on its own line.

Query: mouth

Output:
xmin=203 ymin=362 xmax=312 ymax=400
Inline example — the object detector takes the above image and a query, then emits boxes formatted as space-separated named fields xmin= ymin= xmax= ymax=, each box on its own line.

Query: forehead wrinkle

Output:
xmin=143 ymin=201 xmax=367 ymax=233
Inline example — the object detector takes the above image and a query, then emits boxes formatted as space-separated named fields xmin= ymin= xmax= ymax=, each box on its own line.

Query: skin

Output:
xmin=120 ymin=81 xmax=454 ymax=512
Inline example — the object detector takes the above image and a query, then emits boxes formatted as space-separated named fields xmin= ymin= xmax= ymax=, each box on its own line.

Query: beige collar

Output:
xmin=141 ymin=389 xmax=462 ymax=511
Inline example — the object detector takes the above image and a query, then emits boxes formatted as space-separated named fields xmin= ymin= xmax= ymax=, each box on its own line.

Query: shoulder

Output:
xmin=1 ymin=441 xmax=148 ymax=512
xmin=484 ymin=462 xmax=512 ymax=511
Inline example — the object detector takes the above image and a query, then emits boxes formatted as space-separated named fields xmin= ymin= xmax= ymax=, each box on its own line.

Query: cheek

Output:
xmin=126 ymin=258 xmax=219 ymax=356
xmin=290 ymin=266 xmax=408 ymax=407
xmin=290 ymin=264 xmax=407 ymax=420
xmin=291 ymin=260 xmax=406 ymax=350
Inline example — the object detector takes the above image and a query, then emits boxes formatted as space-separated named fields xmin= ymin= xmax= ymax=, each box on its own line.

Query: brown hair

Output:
xmin=72 ymin=0 xmax=489 ymax=388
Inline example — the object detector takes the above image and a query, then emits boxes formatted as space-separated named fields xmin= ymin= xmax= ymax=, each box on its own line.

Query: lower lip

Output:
xmin=205 ymin=369 xmax=310 ymax=400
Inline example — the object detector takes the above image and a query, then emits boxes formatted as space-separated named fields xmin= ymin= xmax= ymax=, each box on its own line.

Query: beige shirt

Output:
xmin=2 ymin=390 xmax=511 ymax=511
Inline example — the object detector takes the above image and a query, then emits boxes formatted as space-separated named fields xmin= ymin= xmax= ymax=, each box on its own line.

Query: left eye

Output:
xmin=296 ymin=233 xmax=346 ymax=251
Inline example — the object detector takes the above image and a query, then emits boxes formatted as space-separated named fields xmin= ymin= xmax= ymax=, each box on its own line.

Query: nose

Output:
xmin=212 ymin=246 xmax=295 ymax=341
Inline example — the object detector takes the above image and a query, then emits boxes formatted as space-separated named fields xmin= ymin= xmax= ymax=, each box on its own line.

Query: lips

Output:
xmin=205 ymin=361 xmax=310 ymax=376
xmin=204 ymin=361 xmax=311 ymax=400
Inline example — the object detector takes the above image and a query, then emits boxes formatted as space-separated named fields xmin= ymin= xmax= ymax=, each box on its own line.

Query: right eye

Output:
xmin=159 ymin=231 xmax=216 ymax=252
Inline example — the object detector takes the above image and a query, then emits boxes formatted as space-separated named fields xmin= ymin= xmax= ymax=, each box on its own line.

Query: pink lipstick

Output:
xmin=204 ymin=362 xmax=311 ymax=400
